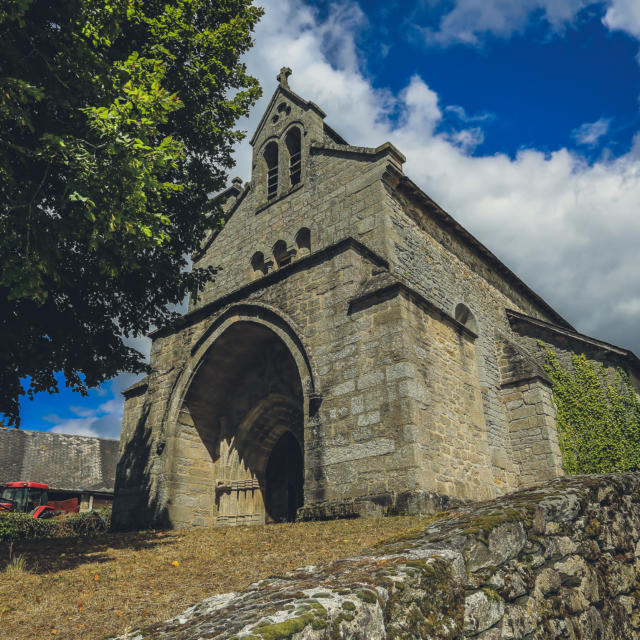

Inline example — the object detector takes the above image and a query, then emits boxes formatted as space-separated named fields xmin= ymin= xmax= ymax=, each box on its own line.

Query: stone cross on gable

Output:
xmin=277 ymin=67 xmax=292 ymax=89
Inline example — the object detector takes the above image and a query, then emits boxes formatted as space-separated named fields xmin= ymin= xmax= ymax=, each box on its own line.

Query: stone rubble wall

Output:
xmin=111 ymin=473 xmax=640 ymax=640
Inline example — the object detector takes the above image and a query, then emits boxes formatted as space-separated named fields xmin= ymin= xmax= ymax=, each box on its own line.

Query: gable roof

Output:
xmin=0 ymin=428 xmax=119 ymax=493
xmin=249 ymin=83 xmax=328 ymax=147
xmin=209 ymin=76 xmax=573 ymax=332
xmin=390 ymin=172 xmax=574 ymax=331
xmin=507 ymin=308 xmax=640 ymax=371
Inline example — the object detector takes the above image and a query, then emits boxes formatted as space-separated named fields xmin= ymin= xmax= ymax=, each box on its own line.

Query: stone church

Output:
xmin=112 ymin=69 xmax=640 ymax=530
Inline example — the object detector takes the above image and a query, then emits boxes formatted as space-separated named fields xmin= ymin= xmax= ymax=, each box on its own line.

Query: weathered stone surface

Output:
xmin=111 ymin=474 xmax=640 ymax=639
xmin=466 ymin=522 xmax=527 ymax=572
xmin=465 ymin=590 xmax=505 ymax=635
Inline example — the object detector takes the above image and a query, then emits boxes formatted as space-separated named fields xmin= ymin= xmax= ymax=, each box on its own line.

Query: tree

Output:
xmin=0 ymin=0 xmax=263 ymax=425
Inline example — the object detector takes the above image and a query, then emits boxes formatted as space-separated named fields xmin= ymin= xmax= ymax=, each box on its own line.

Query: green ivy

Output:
xmin=543 ymin=348 xmax=640 ymax=474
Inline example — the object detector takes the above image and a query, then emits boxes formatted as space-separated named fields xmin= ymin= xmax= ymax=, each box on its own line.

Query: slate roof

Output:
xmin=0 ymin=428 xmax=119 ymax=493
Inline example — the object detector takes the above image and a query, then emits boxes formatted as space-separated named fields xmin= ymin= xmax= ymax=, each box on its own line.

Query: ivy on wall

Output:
xmin=544 ymin=348 xmax=640 ymax=474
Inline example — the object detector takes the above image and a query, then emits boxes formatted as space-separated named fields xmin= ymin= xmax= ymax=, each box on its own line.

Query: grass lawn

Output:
xmin=0 ymin=515 xmax=432 ymax=640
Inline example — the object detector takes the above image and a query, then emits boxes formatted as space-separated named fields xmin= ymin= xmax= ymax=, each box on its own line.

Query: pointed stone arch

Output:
xmin=162 ymin=304 xmax=319 ymax=527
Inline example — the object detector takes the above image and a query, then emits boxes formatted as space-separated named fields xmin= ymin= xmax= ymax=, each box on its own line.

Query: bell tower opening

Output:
xmin=285 ymin=127 xmax=302 ymax=187
xmin=264 ymin=141 xmax=279 ymax=201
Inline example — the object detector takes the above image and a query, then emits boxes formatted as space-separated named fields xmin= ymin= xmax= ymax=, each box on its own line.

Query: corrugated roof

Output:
xmin=0 ymin=428 xmax=119 ymax=493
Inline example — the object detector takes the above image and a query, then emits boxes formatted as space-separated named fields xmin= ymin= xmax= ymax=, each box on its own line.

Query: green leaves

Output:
xmin=0 ymin=0 xmax=263 ymax=425
xmin=544 ymin=348 xmax=640 ymax=474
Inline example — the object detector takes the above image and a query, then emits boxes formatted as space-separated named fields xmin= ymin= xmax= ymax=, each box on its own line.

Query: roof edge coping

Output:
xmin=507 ymin=308 xmax=640 ymax=369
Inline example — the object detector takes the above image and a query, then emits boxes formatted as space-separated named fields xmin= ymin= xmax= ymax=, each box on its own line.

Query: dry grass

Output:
xmin=0 ymin=515 xmax=432 ymax=640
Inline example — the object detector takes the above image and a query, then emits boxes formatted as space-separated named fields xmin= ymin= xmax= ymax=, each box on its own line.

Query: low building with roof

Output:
xmin=0 ymin=427 xmax=119 ymax=512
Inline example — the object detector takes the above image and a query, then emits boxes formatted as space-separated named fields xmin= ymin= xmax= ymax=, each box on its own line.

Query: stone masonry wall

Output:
xmin=114 ymin=245 xmax=434 ymax=529
xmin=111 ymin=473 xmax=640 ymax=640
xmin=193 ymin=150 xmax=395 ymax=311
xmin=494 ymin=331 xmax=564 ymax=488
xmin=500 ymin=380 xmax=563 ymax=489
xmin=399 ymin=291 xmax=505 ymax=501
xmin=509 ymin=315 xmax=640 ymax=397
xmin=116 ymin=79 xmax=632 ymax=530
xmin=385 ymin=185 xmax=569 ymax=496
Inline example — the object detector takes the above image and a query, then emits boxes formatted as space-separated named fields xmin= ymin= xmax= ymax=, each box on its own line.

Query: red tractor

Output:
xmin=0 ymin=482 xmax=55 ymax=518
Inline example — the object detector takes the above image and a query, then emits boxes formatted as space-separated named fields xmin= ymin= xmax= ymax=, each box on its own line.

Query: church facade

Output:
xmin=112 ymin=70 xmax=640 ymax=530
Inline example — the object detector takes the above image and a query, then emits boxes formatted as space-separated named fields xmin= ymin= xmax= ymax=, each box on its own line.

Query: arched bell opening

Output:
xmin=455 ymin=303 xmax=478 ymax=335
xmin=182 ymin=321 xmax=304 ymax=526
xmin=263 ymin=141 xmax=279 ymax=201
xmin=285 ymin=126 xmax=302 ymax=187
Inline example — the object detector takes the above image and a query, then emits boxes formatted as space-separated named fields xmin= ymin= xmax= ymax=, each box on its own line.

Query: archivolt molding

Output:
xmin=234 ymin=393 xmax=303 ymax=474
xmin=161 ymin=302 xmax=319 ymax=450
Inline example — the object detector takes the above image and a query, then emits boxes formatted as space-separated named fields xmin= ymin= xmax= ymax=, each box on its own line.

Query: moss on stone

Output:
xmin=255 ymin=602 xmax=328 ymax=639
xmin=405 ymin=558 xmax=436 ymax=573
xmin=386 ymin=557 xmax=463 ymax=640
xmin=341 ymin=600 xmax=356 ymax=611
xmin=481 ymin=586 xmax=503 ymax=603
xmin=337 ymin=612 xmax=355 ymax=622
xmin=356 ymin=589 xmax=379 ymax=604
xmin=255 ymin=616 xmax=315 ymax=640
xmin=306 ymin=601 xmax=328 ymax=616
xmin=584 ymin=518 xmax=601 ymax=537
xmin=461 ymin=508 xmax=523 ymax=541
xmin=311 ymin=618 xmax=328 ymax=630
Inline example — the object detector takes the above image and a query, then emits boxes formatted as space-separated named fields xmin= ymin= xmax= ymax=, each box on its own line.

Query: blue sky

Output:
xmin=18 ymin=0 xmax=640 ymax=439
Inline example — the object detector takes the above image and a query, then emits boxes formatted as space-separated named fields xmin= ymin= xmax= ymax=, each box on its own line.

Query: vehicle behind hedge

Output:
xmin=0 ymin=481 xmax=79 ymax=518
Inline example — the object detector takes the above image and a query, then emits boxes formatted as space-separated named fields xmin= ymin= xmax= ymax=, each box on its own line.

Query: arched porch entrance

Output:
xmin=181 ymin=320 xmax=305 ymax=525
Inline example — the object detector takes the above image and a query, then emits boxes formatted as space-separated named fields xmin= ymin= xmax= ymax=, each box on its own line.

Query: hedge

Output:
xmin=0 ymin=508 xmax=111 ymax=543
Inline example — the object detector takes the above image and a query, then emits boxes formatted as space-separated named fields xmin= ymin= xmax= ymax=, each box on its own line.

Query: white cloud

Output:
xmin=68 ymin=406 xmax=98 ymax=419
xmin=445 ymin=104 xmax=495 ymax=123
xmin=447 ymin=126 xmax=485 ymax=151
xmin=615 ymin=297 xmax=640 ymax=316
xmin=234 ymin=0 xmax=640 ymax=356
xmin=45 ymin=374 xmax=145 ymax=439
xmin=412 ymin=0 xmax=640 ymax=47
xmin=48 ymin=400 xmax=123 ymax=438
xmin=571 ymin=117 xmax=611 ymax=146
xmin=417 ymin=0 xmax=592 ymax=46
xmin=50 ymin=418 xmax=105 ymax=438
xmin=603 ymin=0 xmax=640 ymax=40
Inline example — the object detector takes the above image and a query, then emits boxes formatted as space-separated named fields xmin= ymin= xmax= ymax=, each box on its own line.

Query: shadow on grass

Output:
xmin=2 ymin=528 xmax=179 ymax=574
